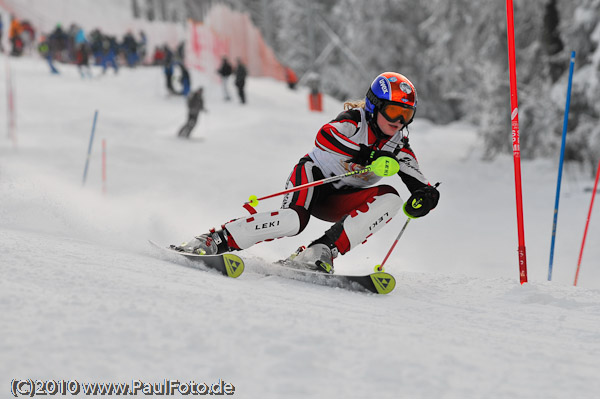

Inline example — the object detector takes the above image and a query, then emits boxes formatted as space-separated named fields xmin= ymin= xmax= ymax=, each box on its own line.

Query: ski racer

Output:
xmin=175 ymin=72 xmax=440 ymax=273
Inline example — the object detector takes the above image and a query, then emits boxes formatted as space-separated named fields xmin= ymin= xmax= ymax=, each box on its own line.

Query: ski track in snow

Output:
xmin=1 ymin=56 xmax=600 ymax=398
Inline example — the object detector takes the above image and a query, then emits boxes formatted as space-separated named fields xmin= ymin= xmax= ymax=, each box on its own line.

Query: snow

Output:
xmin=1 ymin=55 xmax=600 ymax=399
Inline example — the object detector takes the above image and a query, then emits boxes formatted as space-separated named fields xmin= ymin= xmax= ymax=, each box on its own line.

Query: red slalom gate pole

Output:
xmin=574 ymin=160 xmax=600 ymax=286
xmin=506 ymin=0 xmax=528 ymax=284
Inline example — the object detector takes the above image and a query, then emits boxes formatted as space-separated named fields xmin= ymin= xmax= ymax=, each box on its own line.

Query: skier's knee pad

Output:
xmin=224 ymin=208 xmax=301 ymax=249
xmin=335 ymin=192 xmax=403 ymax=254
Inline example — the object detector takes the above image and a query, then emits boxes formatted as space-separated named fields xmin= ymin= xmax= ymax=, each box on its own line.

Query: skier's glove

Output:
xmin=351 ymin=144 xmax=394 ymax=166
xmin=351 ymin=144 xmax=400 ymax=176
xmin=403 ymin=185 xmax=440 ymax=218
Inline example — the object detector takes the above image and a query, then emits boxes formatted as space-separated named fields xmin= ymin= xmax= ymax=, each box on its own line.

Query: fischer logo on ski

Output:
xmin=223 ymin=255 xmax=244 ymax=278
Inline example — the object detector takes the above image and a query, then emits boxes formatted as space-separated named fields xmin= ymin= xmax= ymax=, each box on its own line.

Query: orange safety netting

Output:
xmin=186 ymin=4 xmax=286 ymax=82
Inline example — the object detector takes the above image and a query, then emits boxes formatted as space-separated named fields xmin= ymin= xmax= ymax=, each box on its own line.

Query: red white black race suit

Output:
xmin=224 ymin=107 xmax=430 ymax=255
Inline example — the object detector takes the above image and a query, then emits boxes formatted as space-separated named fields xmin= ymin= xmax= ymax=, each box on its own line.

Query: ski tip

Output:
xmin=370 ymin=272 xmax=396 ymax=295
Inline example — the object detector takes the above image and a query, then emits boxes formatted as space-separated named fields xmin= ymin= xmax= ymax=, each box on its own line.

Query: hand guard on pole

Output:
xmin=351 ymin=144 xmax=400 ymax=177
xmin=244 ymin=151 xmax=399 ymax=214
xmin=403 ymin=184 xmax=440 ymax=219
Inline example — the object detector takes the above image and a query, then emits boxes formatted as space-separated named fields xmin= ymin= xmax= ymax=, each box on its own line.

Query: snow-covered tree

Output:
xmin=206 ymin=0 xmax=600 ymax=168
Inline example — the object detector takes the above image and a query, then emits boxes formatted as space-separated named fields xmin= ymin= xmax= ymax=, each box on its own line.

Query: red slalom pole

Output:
xmin=375 ymin=183 xmax=440 ymax=272
xmin=506 ymin=0 xmax=528 ymax=284
xmin=376 ymin=218 xmax=410 ymax=272
xmin=574 ymin=160 xmax=600 ymax=286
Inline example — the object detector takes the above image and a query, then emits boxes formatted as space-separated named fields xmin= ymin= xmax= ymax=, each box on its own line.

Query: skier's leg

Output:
xmin=222 ymin=77 xmax=231 ymax=100
xmin=292 ymin=185 xmax=403 ymax=271
xmin=184 ymin=114 xmax=198 ymax=138
xmin=314 ymin=185 xmax=403 ymax=254
xmin=175 ymin=157 xmax=322 ymax=255
xmin=223 ymin=156 xmax=324 ymax=248
xmin=177 ymin=124 xmax=188 ymax=137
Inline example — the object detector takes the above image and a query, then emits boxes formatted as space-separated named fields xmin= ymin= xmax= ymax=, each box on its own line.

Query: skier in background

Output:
xmin=38 ymin=35 xmax=59 ymax=74
xmin=174 ymin=72 xmax=440 ymax=273
xmin=177 ymin=87 xmax=205 ymax=139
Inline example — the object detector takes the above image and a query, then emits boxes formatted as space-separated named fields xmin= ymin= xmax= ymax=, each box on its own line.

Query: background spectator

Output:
xmin=217 ymin=56 xmax=232 ymax=101
xmin=9 ymin=14 xmax=23 ymax=56
xmin=285 ymin=66 xmax=298 ymax=90
xmin=234 ymin=57 xmax=247 ymax=104
xmin=20 ymin=20 xmax=35 ymax=54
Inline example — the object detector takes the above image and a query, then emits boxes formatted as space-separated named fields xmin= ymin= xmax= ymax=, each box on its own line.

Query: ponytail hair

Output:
xmin=343 ymin=99 xmax=366 ymax=110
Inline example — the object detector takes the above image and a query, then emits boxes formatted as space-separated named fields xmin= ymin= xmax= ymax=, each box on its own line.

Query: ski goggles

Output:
xmin=367 ymin=88 xmax=416 ymax=124
xmin=379 ymin=102 xmax=415 ymax=124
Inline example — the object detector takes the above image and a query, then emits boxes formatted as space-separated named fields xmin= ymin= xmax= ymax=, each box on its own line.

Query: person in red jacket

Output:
xmin=285 ymin=66 xmax=298 ymax=90
xmin=8 ymin=15 xmax=23 ymax=56
xmin=175 ymin=72 xmax=440 ymax=273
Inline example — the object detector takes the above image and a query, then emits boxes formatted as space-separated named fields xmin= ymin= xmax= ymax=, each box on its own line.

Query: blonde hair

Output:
xmin=343 ymin=99 xmax=366 ymax=110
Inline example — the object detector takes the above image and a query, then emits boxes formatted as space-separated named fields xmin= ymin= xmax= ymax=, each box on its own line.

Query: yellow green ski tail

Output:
xmin=369 ymin=272 xmax=396 ymax=295
xmin=223 ymin=254 xmax=244 ymax=278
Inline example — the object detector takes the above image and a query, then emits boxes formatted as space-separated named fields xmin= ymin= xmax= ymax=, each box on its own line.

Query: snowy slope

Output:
xmin=1 ymin=56 xmax=600 ymax=399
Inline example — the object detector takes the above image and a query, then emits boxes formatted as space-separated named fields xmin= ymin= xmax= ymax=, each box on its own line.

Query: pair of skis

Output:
xmin=149 ymin=241 xmax=396 ymax=295
xmin=149 ymin=171 xmax=432 ymax=295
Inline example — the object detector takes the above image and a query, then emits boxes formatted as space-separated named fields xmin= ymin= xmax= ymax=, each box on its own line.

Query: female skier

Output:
xmin=175 ymin=72 xmax=440 ymax=273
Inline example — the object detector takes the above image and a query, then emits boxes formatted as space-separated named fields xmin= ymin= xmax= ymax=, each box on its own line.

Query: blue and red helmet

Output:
xmin=365 ymin=72 xmax=417 ymax=126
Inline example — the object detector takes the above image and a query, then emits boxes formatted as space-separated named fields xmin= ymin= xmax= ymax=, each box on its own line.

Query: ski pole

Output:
xmin=376 ymin=217 xmax=411 ymax=272
xmin=375 ymin=182 xmax=440 ymax=272
xmin=243 ymin=167 xmax=373 ymax=214
xmin=243 ymin=156 xmax=400 ymax=214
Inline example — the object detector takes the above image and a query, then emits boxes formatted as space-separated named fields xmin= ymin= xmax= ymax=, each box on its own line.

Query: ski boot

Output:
xmin=289 ymin=243 xmax=338 ymax=274
xmin=171 ymin=228 xmax=233 ymax=255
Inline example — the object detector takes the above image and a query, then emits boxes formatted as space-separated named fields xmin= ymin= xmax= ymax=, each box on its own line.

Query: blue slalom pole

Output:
xmin=548 ymin=51 xmax=575 ymax=281
xmin=82 ymin=110 xmax=99 ymax=186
